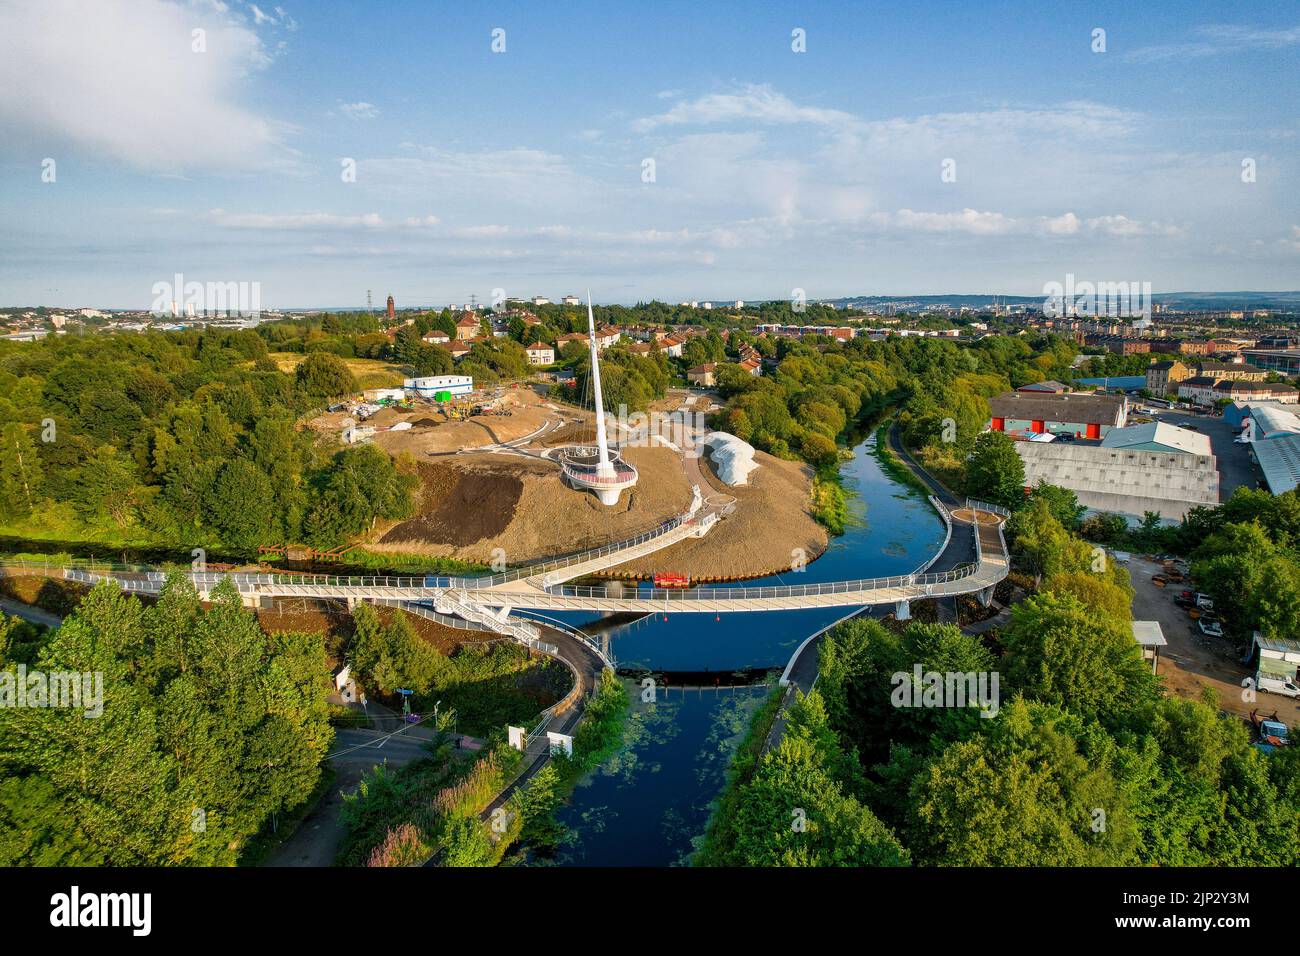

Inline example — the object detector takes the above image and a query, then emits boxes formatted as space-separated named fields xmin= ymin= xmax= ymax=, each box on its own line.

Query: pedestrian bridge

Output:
xmin=54 ymin=499 xmax=1010 ymax=618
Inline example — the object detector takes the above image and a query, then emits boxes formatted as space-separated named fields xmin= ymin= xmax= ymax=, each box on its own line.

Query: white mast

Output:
xmin=587 ymin=291 xmax=614 ymax=478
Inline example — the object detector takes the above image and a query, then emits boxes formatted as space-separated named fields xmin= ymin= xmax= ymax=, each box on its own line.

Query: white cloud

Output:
xmin=1041 ymin=212 xmax=1082 ymax=235
xmin=1085 ymin=215 xmax=1182 ymax=238
xmin=874 ymin=208 xmax=1016 ymax=235
xmin=1128 ymin=23 xmax=1300 ymax=62
xmin=0 ymin=0 xmax=294 ymax=173
xmin=207 ymin=209 xmax=385 ymax=229
xmin=634 ymin=84 xmax=860 ymax=133
xmin=339 ymin=101 xmax=379 ymax=120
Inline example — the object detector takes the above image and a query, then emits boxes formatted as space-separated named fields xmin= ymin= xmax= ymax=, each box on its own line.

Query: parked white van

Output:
xmin=1258 ymin=675 xmax=1300 ymax=699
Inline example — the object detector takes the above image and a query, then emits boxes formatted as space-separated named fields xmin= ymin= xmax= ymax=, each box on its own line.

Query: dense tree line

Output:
xmin=0 ymin=329 xmax=415 ymax=555
xmin=0 ymin=577 xmax=333 ymax=865
xmin=716 ymin=495 xmax=1300 ymax=866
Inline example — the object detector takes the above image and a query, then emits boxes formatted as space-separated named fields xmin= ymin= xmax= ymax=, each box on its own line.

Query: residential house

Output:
xmin=687 ymin=363 xmax=717 ymax=387
xmin=525 ymin=342 xmax=555 ymax=365
xmin=1145 ymin=360 xmax=1189 ymax=395
xmin=455 ymin=314 xmax=480 ymax=341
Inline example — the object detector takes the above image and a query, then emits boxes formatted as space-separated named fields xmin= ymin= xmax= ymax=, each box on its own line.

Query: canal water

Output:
xmin=530 ymin=430 xmax=947 ymax=867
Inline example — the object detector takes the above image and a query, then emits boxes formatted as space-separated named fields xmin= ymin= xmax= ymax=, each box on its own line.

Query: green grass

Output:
xmin=340 ymin=548 xmax=490 ymax=575
xmin=811 ymin=469 xmax=849 ymax=535
xmin=871 ymin=424 xmax=932 ymax=497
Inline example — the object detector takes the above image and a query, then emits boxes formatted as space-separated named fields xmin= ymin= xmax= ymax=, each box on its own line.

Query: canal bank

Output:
xmin=539 ymin=427 xmax=948 ymax=866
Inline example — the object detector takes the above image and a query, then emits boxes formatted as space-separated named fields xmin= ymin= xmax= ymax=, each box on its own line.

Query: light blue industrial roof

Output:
xmin=1253 ymin=434 xmax=1300 ymax=495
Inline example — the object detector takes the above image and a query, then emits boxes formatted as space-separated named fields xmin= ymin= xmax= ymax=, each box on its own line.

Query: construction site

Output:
xmin=306 ymin=381 xmax=828 ymax=580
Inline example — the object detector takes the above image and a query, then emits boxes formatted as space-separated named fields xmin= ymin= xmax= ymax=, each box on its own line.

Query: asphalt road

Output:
xmin=0 ymin=598 xmax=62 ymax=628
xmin=1148 ymin=408 xmax=1263 ymax=500
xmin=265 ymin=727 xmax=440 ymax=867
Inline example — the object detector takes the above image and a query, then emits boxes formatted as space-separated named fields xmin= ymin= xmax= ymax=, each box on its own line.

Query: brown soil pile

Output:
xmin=380 ymin=460 xmax=524 ymax=546
xmin=366 ymin=446 xmax=694 ymax=564
xmin=604 ymin=448 xmax=828 ymax=580
xmin=540 ymin=420 xmax=595 ymax=447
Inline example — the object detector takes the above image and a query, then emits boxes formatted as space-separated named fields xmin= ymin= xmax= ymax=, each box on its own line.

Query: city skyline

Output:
xmin=1 ymin=0 xmax=1298 ymax=307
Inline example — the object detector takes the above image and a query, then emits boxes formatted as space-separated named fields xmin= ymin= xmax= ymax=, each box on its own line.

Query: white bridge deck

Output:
xmin=53 ymin=502 xmax=1010 ymax=616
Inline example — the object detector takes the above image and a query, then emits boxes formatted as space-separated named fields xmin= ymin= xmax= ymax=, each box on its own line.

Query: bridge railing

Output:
xmin=911 ymin=496 xmax=953 ymax=576
xmin=63 ymin=568 xmax=445 ymax=592
xmin=451 ymin=509 xmax=698 ymax=591
xmin=544 ymin=562 xmax=980 ymax=603
xmin=512 ymin=609 xmax=615 ymax=670
xmin=965 ymin=498 xmax=1011 ymax=518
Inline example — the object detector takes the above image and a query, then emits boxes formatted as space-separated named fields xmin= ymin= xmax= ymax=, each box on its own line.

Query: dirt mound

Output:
xmin=381 ymin=461 xmax=525 ymax=546
xmin=541 ymin=420 xmax=595 ymax=447
xmin=411 ymin=417 xmax=439 ymax=427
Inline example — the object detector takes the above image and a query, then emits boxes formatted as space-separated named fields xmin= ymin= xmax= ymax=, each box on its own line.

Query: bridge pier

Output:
xmin=977 ymin=585 xmax=995 ymax=608
xmin=894 ymin=599 xmax=911 ymax=621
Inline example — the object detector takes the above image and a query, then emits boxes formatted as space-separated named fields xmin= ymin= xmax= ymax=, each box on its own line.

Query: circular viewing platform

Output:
xmin=559 ymin=444 xmax=639 ymax=504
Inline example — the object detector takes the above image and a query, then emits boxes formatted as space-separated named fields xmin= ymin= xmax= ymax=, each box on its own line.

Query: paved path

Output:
xmin=0 ymin=598 xmax=62 ymax=629
xmin=762 ymin=423 xmax=996 ymax=754
xmin=265 ymin=727 xmax=441 ymax=867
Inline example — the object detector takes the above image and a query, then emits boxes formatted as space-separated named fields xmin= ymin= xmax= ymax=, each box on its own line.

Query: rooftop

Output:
xmin=1100 ymin=421 xmax=1212 ymax=456
xmin=988 ymin=390 xmax=1127 ymax=425
xmin=1253 ymin=434 xmax=1300 ymax=495
xmin=1132 ymin=621 xmax=1167 ymax=647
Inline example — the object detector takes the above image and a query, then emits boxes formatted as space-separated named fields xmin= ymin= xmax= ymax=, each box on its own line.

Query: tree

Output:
xmin=70 ymin=445 xmax=138 ymax=527
xmin=0 ymin=423 xmax=42 ymax=522
xmin=0 ymin=577 xmax=333 ymax=865
xmin=295 ymin=352 xmax=358 ymax=400
xmin=719 ymin=692 xmax=909 ymax=867
xmin=1007 ymin=498 xmax=1095 ymax=583
xmin=1001 ymin=591 xmax=1156 ymax=723
xmin=348 ymin=603 xmax=446 ymax=695
xmin=907 ymin=700 xmax=1138 ymax=866
xmin=203 ymin=458 xmax=276 ymax=552
xmin=1025 ymin=482 xmax=1085 ymax=530
xmin=304 ymin=446 xmax=417 ymax=547
xmin=965 ymin=430 xmax=1025 ymax=510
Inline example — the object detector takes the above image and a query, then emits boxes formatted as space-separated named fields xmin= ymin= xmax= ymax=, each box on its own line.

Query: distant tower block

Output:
xmin=386 ymin=295 xmax=395 ymax=319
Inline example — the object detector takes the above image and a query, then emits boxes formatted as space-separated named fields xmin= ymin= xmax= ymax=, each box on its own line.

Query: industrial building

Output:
xmin=1099 ymin=420 xmax=1212 ymax=456
xmin=987 ymin=390 xmax=1128 ymax=440
xmin=1231 ymin=403 xmax=1300 ymax=495
xmin=1013 ymin=421 xmax=1218 ymax=522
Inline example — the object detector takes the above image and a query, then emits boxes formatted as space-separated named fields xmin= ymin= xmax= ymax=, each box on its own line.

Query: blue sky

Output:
xmin=1 ymin=0 xmax=1298 ymax=308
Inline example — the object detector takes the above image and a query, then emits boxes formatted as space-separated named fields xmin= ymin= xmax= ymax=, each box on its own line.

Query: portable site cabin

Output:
xmin=403 ymin=375 xmax=473 ymax=399
xmin=1250 ymin=632 xmax=1300 ymax=687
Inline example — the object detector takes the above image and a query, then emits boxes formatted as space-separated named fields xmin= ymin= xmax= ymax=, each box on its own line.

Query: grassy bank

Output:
xmin=811 ymin=468 xmax=849 ymax=535
xmin=871 ymin=424 xmax=933 ymax=497
xmin=338 ymin=548 xmax=490 ymax=575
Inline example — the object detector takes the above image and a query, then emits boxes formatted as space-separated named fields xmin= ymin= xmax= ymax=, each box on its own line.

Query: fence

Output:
xmin=546 ymin=563 xmax=980 ymax=604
